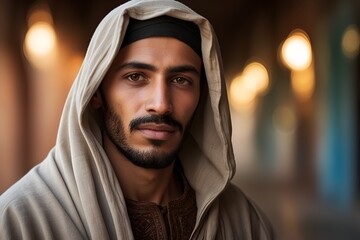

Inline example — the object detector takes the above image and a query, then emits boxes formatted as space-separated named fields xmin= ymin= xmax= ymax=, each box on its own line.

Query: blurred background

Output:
xmin=0 ymin=0 xmax=359 ymax=239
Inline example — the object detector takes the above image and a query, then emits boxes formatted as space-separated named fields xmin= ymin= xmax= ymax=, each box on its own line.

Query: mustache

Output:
xmin=129 ymin=115 xmax=183 ymax=132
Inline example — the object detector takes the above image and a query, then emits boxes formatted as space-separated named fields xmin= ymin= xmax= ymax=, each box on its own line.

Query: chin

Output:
xmin=120 ymin=144 xmax=180 ymax=169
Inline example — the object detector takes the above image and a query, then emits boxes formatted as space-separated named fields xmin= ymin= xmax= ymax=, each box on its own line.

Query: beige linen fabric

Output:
xmin=0 ymin=0 xmax=273 ymax=239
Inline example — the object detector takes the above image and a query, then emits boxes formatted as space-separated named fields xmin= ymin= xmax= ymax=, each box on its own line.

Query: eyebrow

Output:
xmin=118 ymin=61 xmax=156 ymax=71
xmin=117 ymin=61 xmax=201 ymax=77
xmin=168 ymin=65 xmax=201 ymax=77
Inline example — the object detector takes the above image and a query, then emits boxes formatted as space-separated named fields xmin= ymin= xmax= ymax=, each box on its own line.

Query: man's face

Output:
xmin=100 ymin=37 xmax=202 ymax=169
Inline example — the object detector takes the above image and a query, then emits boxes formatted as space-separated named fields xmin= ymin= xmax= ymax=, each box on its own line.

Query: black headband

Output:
xmin=121 ymin=16 xmax=202 ymax=58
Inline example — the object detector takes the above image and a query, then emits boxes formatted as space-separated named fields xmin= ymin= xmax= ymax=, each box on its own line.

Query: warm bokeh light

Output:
xmin=229 ymin=61 xmax=270 ymax=111
xmin=242 ymin=62 xmax=270 ymax=95
xmin=342 ymin=24 xmax=360 ymax=59
xmin=291 ymin=64 xmax=315 ymax=101
xmin=24 ymin=5 xmax=57 ymax=69
xmin=24 ymin=22 xmax=56 ymax=58
xmin=281 ymin=30 xmax=312 ymax=71
xmin=229 ymin=75 xmax=257 ymax=110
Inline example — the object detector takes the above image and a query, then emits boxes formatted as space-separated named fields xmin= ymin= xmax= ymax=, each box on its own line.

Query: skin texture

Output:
xmin=91 ymin=37 xmax=202 ymax=205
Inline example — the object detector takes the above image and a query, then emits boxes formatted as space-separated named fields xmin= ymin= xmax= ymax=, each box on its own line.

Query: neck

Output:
xmin=103 ymin=133 xmax=182 ymax=206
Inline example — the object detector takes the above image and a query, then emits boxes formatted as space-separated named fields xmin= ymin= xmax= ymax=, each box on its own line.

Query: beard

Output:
xmin=103 ymin=107 xmax=184 ymax=169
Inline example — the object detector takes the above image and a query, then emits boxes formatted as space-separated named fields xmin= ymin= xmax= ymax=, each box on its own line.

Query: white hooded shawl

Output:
xmin=0 ymin=0 xmax=273 ymax=239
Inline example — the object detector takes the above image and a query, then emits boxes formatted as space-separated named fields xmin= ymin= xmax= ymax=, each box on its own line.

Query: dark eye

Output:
xmin=172 ymin=77 xmax=191 ymax=85
xmin=126 ymin=73 xmax=145 ymax=82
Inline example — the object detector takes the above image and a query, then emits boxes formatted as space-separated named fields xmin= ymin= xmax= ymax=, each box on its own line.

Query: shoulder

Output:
xmin=0 ymin=161 xmax=85 ymax=239
xmin=1 ymin=159 xmax=60 ymax=214
xmin=0 ymin=166 xmax=47 ymax=238
xmin=1 ymin=165 xmax=46 ymax=212
xmin=216 ymin=183 xmax=274 ymax=240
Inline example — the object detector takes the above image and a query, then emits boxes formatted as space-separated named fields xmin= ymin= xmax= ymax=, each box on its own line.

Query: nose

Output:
xmin=145 ymin=79 xmax=173 ymax=115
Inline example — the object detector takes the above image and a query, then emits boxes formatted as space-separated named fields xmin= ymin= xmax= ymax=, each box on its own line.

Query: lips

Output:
xmin=136 ymin=123 xmax=177 ymax=140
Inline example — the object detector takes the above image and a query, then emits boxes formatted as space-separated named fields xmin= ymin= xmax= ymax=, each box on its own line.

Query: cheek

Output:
xmin=174 ymin=92 xmax=200 ymax=123
xmin=108 ymin=87 xmax=143 ymax=117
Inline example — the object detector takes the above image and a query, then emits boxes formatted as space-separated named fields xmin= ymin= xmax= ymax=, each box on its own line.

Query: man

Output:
xmin=0 ymin=0 xmax=273 ymax=239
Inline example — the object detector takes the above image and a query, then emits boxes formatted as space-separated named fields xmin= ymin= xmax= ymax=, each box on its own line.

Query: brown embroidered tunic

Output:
xmin=125 ymin=176 xmax=197 ymax=240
